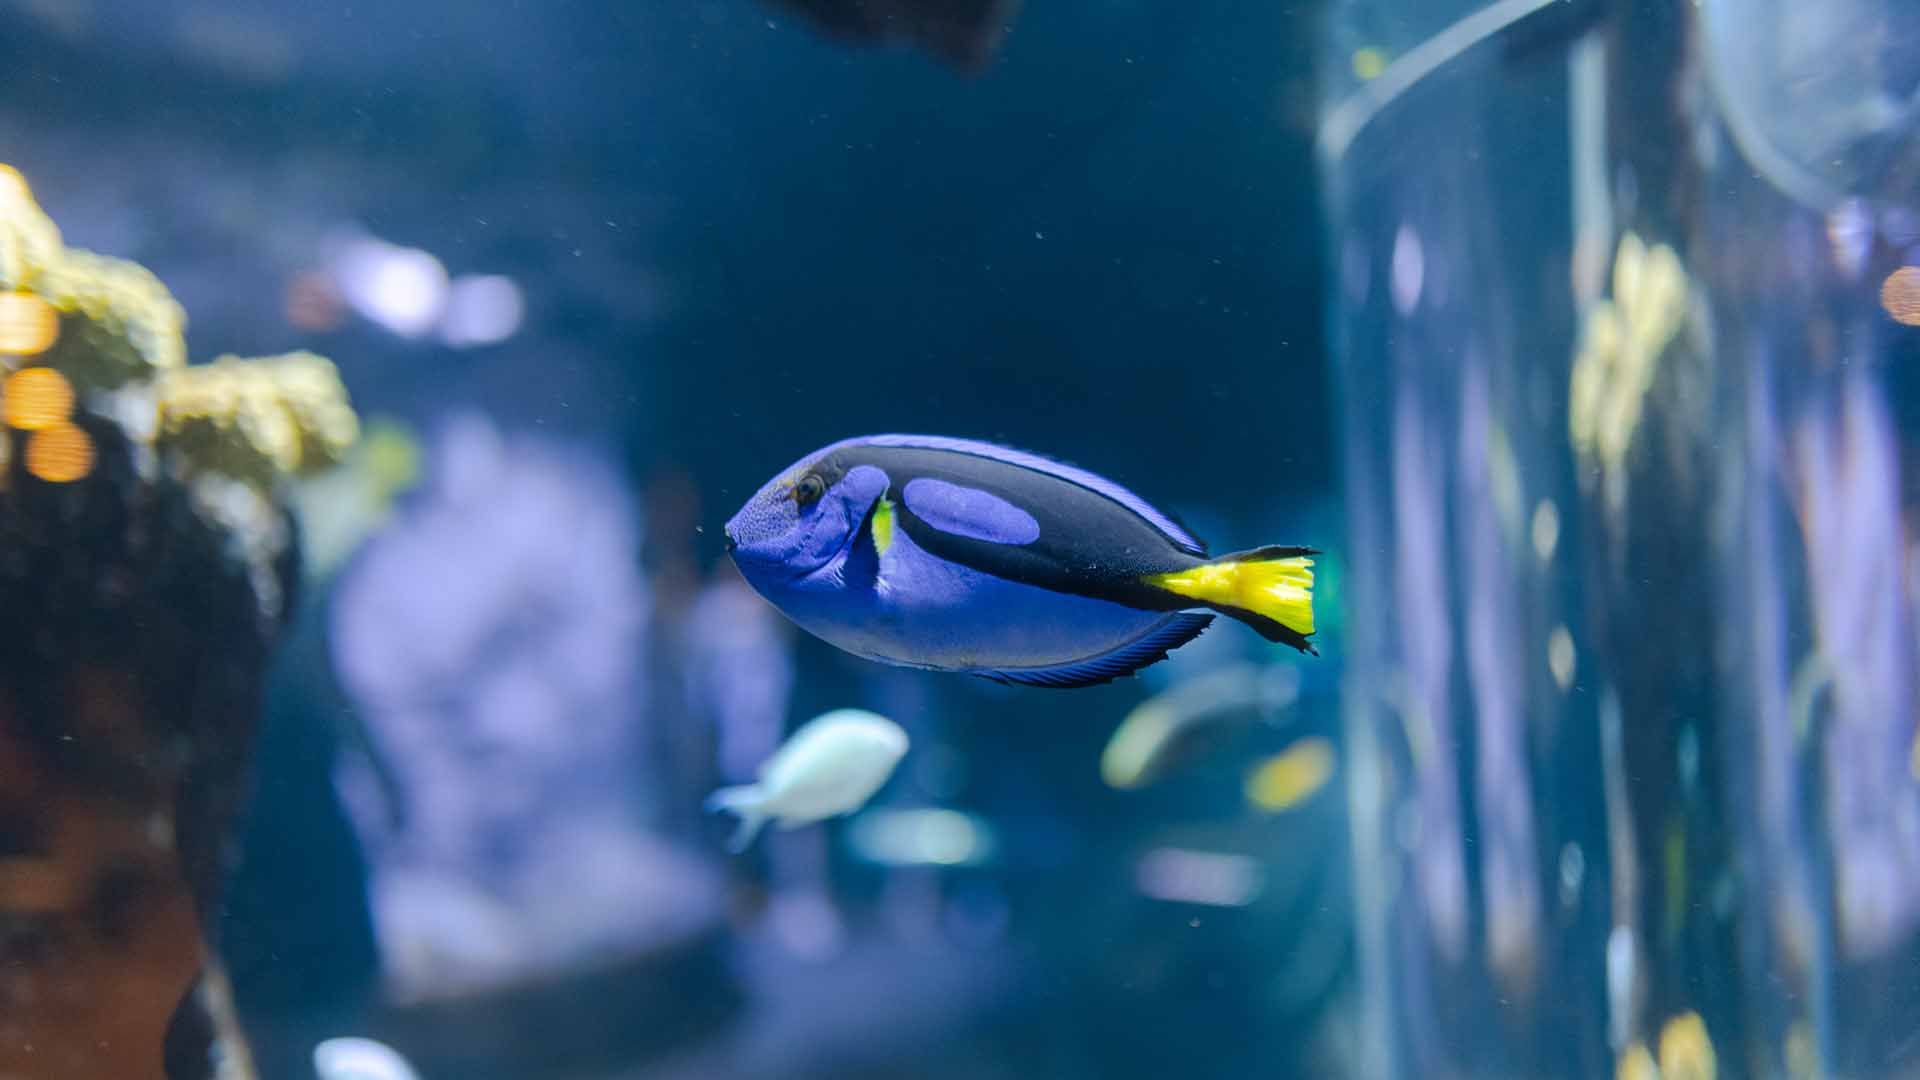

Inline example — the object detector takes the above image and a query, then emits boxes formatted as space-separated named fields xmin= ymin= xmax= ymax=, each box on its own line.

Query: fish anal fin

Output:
xmin=977 ymin=613 xmax=1214 ymax=689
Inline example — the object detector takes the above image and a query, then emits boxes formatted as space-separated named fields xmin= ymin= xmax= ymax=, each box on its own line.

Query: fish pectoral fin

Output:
xmin=1144 ymin=545 xmax=1318 ymax=654
xmin=977 ymin=613 xmax=1214 ymax=689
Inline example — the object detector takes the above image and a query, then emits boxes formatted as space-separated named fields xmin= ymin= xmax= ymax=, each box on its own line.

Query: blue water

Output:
xmin=3 ymin=2 xmax=1916 ymax=1077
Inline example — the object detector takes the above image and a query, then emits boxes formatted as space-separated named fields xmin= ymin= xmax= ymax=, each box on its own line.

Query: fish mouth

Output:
xmin=722 ymin=527 xmax=737 ymax=554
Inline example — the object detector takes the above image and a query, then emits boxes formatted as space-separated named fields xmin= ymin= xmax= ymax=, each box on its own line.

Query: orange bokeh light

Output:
xmin=3 ymin=366 xmax=73 ymax=431
xmin=0 ymin=292 xmax=59 ymax=356
xmin=1881 ymin=266 xmax=1920 ymax=326
xmin=26 ymin=422 xmax=93 ymax=483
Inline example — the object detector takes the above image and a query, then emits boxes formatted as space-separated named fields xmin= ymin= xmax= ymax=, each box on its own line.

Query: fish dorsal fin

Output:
xmin=863 ymin=434 xmax=1207 ymax=556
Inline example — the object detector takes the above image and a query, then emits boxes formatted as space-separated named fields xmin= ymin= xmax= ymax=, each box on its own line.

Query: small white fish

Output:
xmin=706 ymin=708 xmax=909 ymax=852
xmin=313 ymin=1036 xmax=420 ymax=1080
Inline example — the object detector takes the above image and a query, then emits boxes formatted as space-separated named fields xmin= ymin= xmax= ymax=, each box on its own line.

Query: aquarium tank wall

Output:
xmin=0 ymin=0 xmax=1915 ymax=1078
xmin=1323 ymin=0 xmax=1920 ymax=1076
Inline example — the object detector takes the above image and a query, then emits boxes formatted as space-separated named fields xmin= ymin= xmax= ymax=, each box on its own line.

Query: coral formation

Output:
xmin=331 ymin=413 xmax=706 ymax=1003
xmin=0 ymin=162 xmax=358 ymax=619
xmin=0 ymin=162 xmax=361 ymax=1079
xmin=0 ymin=164 xmax=356 ymax=489
xmin=157 ymin=351 xmax=358 ymax=489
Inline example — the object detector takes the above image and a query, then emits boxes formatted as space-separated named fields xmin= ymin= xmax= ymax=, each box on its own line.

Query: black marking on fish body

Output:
xmin=822 ymin=442 xmax=1204 ymax=612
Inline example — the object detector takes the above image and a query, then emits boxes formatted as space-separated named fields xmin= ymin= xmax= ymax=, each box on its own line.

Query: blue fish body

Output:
xmin=724 ymin=435 xmax=1316 ymax=689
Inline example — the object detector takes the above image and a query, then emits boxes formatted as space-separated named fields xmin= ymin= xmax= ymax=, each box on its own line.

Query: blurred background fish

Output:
xmin=707 ymin=708 xmax=910 ymax=851
xmin=1101 ymin=662 xmax=1302 ymax=790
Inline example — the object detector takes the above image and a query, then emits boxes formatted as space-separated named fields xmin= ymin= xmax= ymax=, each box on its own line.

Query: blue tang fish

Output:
xmin=723 ymin=435 xmax=1317 ymax=689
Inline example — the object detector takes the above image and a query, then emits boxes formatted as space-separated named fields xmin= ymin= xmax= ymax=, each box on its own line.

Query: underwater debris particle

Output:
xmin=1881 ymin=266 xmax=1920 ymax=326
xmin=25 ymin=420 xmax=92 ymax=483
xmin=1657 ymin=1010 xmax=1716 ymax=1080
xmin=1615 ymin=1040 xmax=1657 ymax=1080
xmin=3 ymin=366 xmax=73 ymax=430
xmin=0 ymin=291 xmax=58 ymax=355
xmin=157 ymin=352 xmax=358 ymax=485
xmin=1244 ymin=736 xmax=1336 ymax=812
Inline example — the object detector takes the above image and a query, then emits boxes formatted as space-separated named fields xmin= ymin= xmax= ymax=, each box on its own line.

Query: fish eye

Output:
xmin=793 ymin=472 xmax=827 ymax=508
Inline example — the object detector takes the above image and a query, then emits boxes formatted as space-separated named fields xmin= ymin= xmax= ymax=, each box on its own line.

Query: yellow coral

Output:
xmin=0 ymin=172 xmax=184 ymax=384
xmin=0 ymin=165 xmax=65 ymax=287
xmin=0 ymin=162 xmax=359 ymax=498
xmin=157 ymin=352 xmax=358 ymax=487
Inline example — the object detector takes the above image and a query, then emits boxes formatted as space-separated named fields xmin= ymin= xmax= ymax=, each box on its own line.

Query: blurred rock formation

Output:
xmin=0 ymin=164 xmax=356 ymax=1080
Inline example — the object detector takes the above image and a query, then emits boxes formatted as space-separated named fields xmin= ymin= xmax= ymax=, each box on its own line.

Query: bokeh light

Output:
xmin=1531 ymin=499 xmax=1560 ymax=561
xmin=1657 ymin=1010 xmax=1716 ymax=1080
xmin=313 ymin=1036 xmax=420 ymax=1080
xmin=1880 ymin=266 xmax=1920 ymax=326
xmin=1616 ymin=1041 xmax=1658 ymax=1080
xmin=0 ymin=292 xmax=59 ymax=356
xmin=1244 ymin=736 xmax=1336 ymax=813
xmin=439 ymin=275 xmax=524 ymax=348
xmin=25 ymin=422 xmax=94 ymax=483
xmin=331 ymin=234 xmax=449 ymax=338
xmin=1351 ymin=47 xmax=1386 ymax=80
xmin=3 ymin=367 xmax=74 ymax=431
xmin=1134 ymin=848 xmax=1264 ymax=907
xmin=1548 ymin=625 xmax=1576 ymax=690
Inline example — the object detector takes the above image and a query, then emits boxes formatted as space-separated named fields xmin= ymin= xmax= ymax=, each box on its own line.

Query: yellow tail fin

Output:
xmin=1145 ymin=546 xmax=1316 ymax=651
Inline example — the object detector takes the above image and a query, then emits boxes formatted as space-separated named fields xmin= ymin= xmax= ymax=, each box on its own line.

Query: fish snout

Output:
xmin=722 ymin=526 xmax=737 ymax=554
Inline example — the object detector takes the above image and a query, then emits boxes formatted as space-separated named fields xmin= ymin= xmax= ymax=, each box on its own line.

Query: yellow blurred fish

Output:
xmin=1658 ymin=1010 xmax=1716 ymax=1080
xmin=1244 ymin=737 xmax=1337 ymax=813
xmin=1100 ymin=662 xmax=1300 ymax=790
